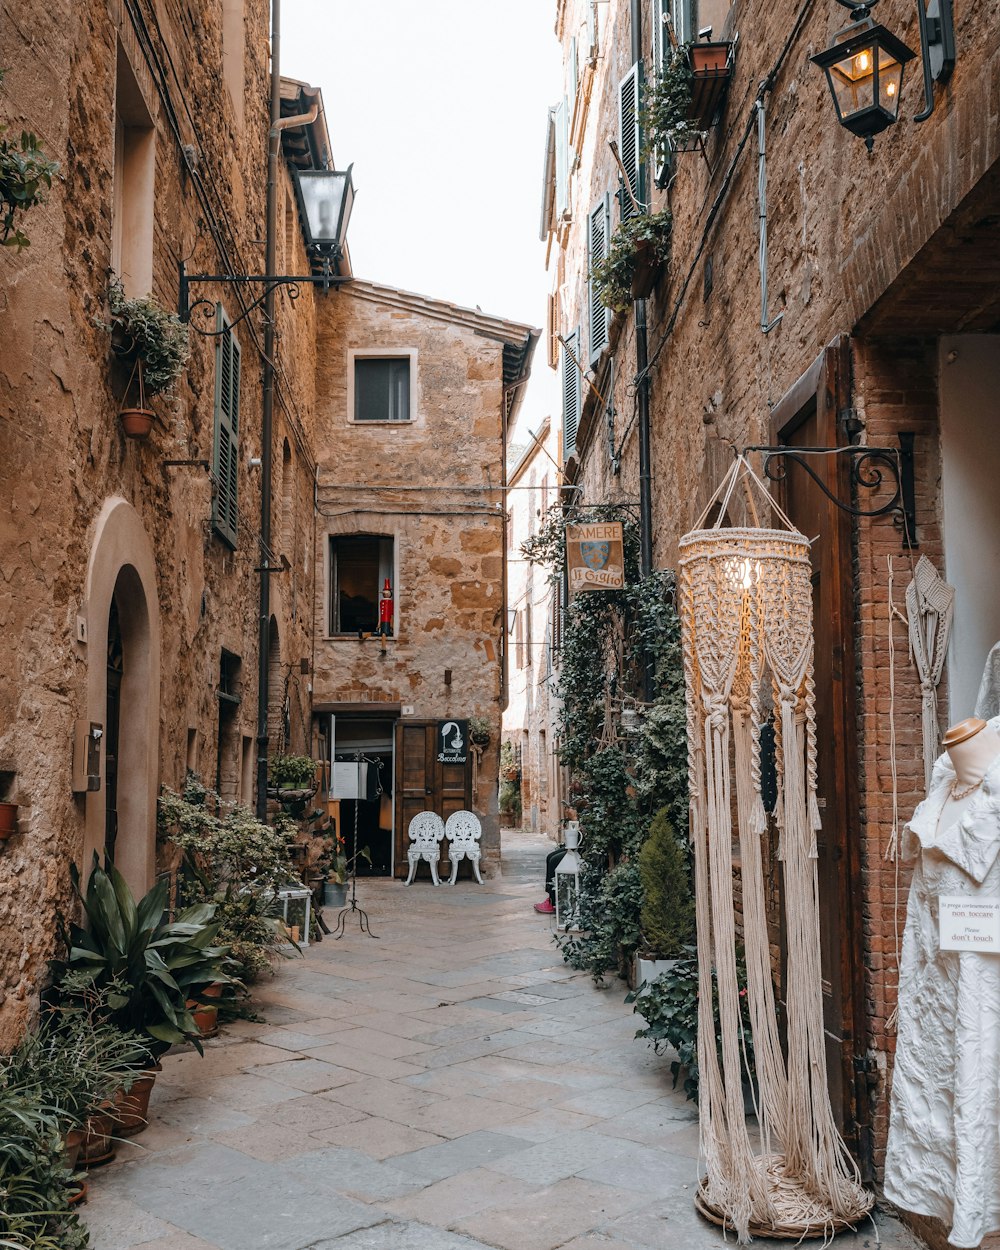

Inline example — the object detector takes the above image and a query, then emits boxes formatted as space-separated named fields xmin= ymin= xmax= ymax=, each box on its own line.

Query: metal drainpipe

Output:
xmin=631 ymin=0 xmax=654 ymax=705
xmin=256 ymin=0 xmax=283 ymax=819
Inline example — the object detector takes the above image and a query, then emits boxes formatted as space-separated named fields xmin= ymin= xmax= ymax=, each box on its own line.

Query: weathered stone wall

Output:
xmin=0 ymin=0 xmax=317 ymax=1044
xmin=550 ymin=0 xmax=1000 ymax=1199
xmin=312 ymin=283 xmax=527 ymax=869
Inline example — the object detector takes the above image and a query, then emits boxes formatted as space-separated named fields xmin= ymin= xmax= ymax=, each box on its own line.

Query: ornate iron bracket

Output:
xmin=742 ymin=432 xmax=917 ymax=548
xmin=178 ymin=260 xmax=352 ymax=335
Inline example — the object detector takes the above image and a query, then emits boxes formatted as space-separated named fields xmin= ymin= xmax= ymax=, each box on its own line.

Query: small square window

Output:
xmin=354 ymin=357 xmax=411 ymax=423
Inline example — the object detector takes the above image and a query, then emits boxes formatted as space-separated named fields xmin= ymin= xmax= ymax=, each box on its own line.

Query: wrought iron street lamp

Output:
xmin=811 ymin=1 xmax=916 ymax=151
xmin=178 ymin=164 xmax=356 ymax=332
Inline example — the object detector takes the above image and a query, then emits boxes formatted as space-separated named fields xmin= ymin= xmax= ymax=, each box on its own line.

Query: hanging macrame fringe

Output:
xmin=680 ymin=457 xmax=872 ymax=1243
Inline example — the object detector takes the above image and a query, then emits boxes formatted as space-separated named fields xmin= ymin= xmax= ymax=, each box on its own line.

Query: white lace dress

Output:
xmin=884 ymin=745 xmax=1000 ymax=1248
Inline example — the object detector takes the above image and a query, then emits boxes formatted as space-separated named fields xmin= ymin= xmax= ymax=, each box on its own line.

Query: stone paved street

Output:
xmin=82 ymin=831 xmax=924 ymax=1250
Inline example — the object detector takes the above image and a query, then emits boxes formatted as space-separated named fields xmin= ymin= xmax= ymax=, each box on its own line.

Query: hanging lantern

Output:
xmin=811 ymin=3 xmax=915 ymax=151
xmin=620 ymin=699 xmax=641 ymax=736
xmin=555 ymin=820 xmax=582 ymax=929
xmin=679 ymin=456 xmax=871 ymax=1241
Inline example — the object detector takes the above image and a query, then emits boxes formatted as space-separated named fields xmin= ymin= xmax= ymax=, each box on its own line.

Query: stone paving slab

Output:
xmin=82 ymin=829 xmax=927 ymax=1250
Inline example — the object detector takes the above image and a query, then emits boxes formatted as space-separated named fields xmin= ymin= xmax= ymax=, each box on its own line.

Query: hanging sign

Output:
xmin=939 ymin=896 xmax=1000 ymax=953
xmin=437 ymin=720 xmax=469 ymax=765
xmin=565 ymin=522 xmax=625 ymax=595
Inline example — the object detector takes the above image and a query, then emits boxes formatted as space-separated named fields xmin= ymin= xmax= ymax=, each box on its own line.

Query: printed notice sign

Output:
xmin=939 ymin=896 xmax=1000 ymax=953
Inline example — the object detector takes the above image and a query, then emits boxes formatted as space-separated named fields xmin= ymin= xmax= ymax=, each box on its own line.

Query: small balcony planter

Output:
xmin=629 ymin=238 xmax=662 ymax=300
xmin=687 ymin=40 xmax=734 ymax=131
xmin=0 ymin=801 xmax=16 ymax=838
xmin=591 ymin=210 xmax=673 ymax=312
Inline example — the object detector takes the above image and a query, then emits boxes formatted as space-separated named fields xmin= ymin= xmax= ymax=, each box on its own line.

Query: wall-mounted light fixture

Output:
xmin=178 ymin=164 xmax=356 ymax=333
xmin=812 ymin=0 xmax=956 ymax=148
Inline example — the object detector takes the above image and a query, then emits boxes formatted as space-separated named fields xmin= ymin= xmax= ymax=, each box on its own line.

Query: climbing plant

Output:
xmin=522 ymin=508 xmax=690 ymax=982
xmin=0 ymin=71 xmax=60 ymax=252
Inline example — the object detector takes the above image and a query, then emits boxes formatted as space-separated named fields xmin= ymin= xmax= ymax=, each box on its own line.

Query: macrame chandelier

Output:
xmin=679 ymin=456 xmax=872 ymax=1242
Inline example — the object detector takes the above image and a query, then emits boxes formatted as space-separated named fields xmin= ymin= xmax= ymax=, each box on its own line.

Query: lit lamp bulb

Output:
xmin=854 ymin=49 xmax=871 ymax=75
xmin=886 ymin=81 xmax=896 ymax=97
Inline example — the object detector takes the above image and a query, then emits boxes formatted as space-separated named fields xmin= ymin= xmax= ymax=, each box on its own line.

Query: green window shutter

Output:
xmin=561 ymin=329 xmax=581 ymax=461
xmin=588 ymin=195 xmax=611 ymax=363
xmin=212 ymin=305 xmax=241 ymax=548
xmin=652 ymin=0 xmax=674 ymax=189
xmin=618 ymin=63 xmax=644 ymax=222
xmin=555 ymin=97 xmax=569 ymax=218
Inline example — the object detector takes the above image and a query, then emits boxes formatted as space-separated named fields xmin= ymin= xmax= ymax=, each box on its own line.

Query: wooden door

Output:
xmin=771 ymin=338 xmax=871 ymax=1177
xmin=394 ymin=721 xmax=472 ymax=879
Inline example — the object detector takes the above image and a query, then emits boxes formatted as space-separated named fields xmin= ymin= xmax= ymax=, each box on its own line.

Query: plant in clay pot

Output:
xmin=468 ymin=716 xmax=492 ymax=748
xmin=98 ymin=275 xmax=189 ymax=439
xmin=590 ymin=210 xmax=673 ymax=312
xmin=268 ymin=753 xmax=317 ymax=793
xmin=58 ymin=858 xmax=235 ymax=1061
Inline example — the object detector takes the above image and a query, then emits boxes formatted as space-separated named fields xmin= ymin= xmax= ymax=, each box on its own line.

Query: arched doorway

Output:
xmin=84 ymin=499 xmax=161 ymax=896
xmin=267 ymin=616 xmax=285 ymax=755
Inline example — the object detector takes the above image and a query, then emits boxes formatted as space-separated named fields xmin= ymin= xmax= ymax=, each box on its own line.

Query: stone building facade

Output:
xmin=545 ymin=0 xmax=1000 ymax=1235
xmin=504 ymin=416 xmax=565 ymax=841
xmin=311 ymin=281 xmax=537 ymax=879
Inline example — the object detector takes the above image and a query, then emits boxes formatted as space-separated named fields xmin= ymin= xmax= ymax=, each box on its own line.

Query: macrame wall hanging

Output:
xmin=904 ymin=555 xmax=954 ymax=790
xmin=679 ymin=456 xmax=872 ymax=1243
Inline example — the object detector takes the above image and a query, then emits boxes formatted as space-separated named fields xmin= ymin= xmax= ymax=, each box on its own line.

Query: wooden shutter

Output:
xmin=618 ymin=64 xmax=643 ymax=222
xmin=555 ymin=97 xmax=569 ymax=218
xmin=651 ymin=1 xmax=674 ymax=189
xmin=587 ymin=194 xmax=611 ymax=363
xmin=569 ymin=37 xmax=579 ymax=105
xmin=585 ymin=0 xmax=597 ymax=63
xmin=212 ymin=306 xmax=241 ymax=548
xmin=561 ymin=329 xmax=581 ymax=461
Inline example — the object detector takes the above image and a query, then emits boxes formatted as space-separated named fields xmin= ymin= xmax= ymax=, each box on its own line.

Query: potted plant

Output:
xmin=641 ymin=42 xmax=699 ymax=159
xmin=60 ymin=858 xmax=236 ymax=1061
xmin=469 ymin=716 xmax=492 ymax=748
xmin=268 ymin=753 xmax=317 ymax=796
xmin=0 ymin=70 xmax=60 ymax=253
xmin=632 ymin=807 xmax=695 ymax=987
xmin=99 ymin=276 xmax=190 ymax=440
xmin=590 ymin=210 xmax=673 ymax=312
xmin=687 ymin=38 xmax=734 ymax=130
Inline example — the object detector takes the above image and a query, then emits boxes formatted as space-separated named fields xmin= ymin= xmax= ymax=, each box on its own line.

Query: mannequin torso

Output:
xmin=936 ymin=719 xmax=1000 ymax=835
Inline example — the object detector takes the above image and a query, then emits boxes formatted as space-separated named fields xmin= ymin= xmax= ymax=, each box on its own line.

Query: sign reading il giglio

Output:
xmin=565 ymin=522 xmax=625 ymax=595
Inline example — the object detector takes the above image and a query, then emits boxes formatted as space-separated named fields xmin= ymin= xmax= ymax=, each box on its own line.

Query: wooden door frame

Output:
xmin=768 ymin=335 xmax=872 ymax=1180
xmin=393 ymin=720 xmax=473 ymax=879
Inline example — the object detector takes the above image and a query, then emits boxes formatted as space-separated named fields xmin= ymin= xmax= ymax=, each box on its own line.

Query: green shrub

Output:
xmin=101 ymin=276 xmax=190 ymax=396
xmin=0 ymin=70 xmax=60 ymax=254
xmin=638 ymin=808 xmax=695 ymax=958
xmin=0 ymin=1085 xmax=87 ymax=1249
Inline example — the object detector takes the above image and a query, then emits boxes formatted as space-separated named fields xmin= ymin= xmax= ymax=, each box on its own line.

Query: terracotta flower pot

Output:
xmin=629 ymin=238 xmax=664 ymax=299
xmin=63 ymin=1125 xmax=86 ymax=1171
xmin=119 ymin=408 xmax=155 ymax=439
xmin=690 ymin=41 xmax=730 ymax=73
xmin=81 ymin=1104 xmax=117 ymax=1167
xmin=0 ymin=802 xmax=16 ymax=839
xmin=187 ymin=981 xmax=223 ymax=1038
xmin=66 ymin=1177 xmax=88 ymax=1206
xmin=112 ymin=1064 xmax=160 ymax=1137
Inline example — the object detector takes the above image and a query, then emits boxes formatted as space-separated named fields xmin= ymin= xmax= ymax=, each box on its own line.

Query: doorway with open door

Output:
xmin=326 ymin=716 xmax=395 ymax=876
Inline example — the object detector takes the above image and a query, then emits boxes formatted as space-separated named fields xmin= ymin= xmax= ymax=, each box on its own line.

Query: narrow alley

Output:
xmin=82 ymin=832 xmax=922 ymax=1250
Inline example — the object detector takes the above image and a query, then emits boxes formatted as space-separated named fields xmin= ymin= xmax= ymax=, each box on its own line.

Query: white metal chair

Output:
xmin=444 ymin=810 xmax=484 ymax=885
xmin=404 ymin=811 xmax=445 ymax=885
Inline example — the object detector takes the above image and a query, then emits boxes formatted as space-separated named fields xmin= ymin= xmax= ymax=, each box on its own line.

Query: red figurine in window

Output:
xmin=376 ymin=577 xmax=394 ymax=637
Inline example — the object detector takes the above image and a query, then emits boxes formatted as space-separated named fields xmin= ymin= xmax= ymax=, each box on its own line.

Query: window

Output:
xmin=588 ymin=194 xmax=612 ymax=362
xmin=651 ymin=0 xmax=675 ymax=186
xmin=560 ymin=329 xmax=581 ymax=461
xmin=354 ymin=357 xmax=411 ymax=423
xmin=330 ymin=535 xmax=394 ymax=634
xmin=212 ymin=306 xmax=241 ymax=548
xmin=112 ymin=40 xmax=155 ymax=296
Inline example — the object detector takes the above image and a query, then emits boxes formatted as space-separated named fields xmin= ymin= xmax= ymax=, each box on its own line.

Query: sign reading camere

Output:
xmin=566 ymin=522 xmax=625 ymax=595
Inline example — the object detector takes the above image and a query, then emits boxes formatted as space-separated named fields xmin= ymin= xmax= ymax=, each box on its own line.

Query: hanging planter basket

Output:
xmin=687 ymin=41 xmax=734 ymax=130
xmin=629 ymin=238 xmax=663 ymax=299
xmin=119 ymin=357 xmax=155 ymax=440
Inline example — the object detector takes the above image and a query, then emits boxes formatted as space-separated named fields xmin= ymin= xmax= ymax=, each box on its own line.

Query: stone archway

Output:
xmin=84 ymin=499 xmax=160 ymax=896
xmin=267 ymin=615 xmax=284 ymax=755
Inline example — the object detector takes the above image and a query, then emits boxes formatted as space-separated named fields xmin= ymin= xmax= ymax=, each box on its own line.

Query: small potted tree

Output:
xmin=100 ymin=276 xmax=190 ymax=439
xmin=632 ymin=807 xmax=695 ymax=986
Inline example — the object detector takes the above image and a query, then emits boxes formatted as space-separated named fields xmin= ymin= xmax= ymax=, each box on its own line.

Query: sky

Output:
xmin=281 ymin=0 xmax=564 ymax=440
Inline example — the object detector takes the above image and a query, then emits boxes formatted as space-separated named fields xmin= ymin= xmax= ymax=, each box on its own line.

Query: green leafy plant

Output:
xmin=0 ymin=1085 xmax=87 ymax=1249
xmin=268 ymin=754 xmax=317 ymax=790
xmin=560 ymin=857 xmax=644 ymax=983
xmin=0 ymin=73 xmax=60 ymax=254
xmin=626 ymin=948 xmax=756 ymax=1101
xmin=4 ymin=976 xmax=149 ymax=1132
xmin=158 ymin=785 xmax=296 ymax=983
xmin=99 ymin=275 xmax=190 ymax=397
xmin=468 ymin=716 xmax=492 ymax=747
xmin=498 ymin=740 xmax=522 ymax=817
xmin=638 ymin=808 xmax=695 ymax=958
xmin=58 ymin=859 xmax=234 ymax=1057
xmin=590 ymin=210 xmax=673 ymax=313
xmin=641 ymin=42 xmax=697 ymax=159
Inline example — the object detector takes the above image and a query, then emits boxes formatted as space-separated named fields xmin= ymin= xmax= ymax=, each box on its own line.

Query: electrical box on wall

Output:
xmin=72 ymin=720 xmax=102 ymax=793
